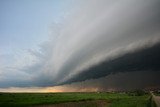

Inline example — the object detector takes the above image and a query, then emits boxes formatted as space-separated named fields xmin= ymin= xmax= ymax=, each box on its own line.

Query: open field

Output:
xmin=0 ymin=92 xmax=151 ymax=107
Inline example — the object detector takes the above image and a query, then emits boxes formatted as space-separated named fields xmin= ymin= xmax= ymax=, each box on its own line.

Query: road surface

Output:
xmin=152 ymin=92 xmax=160 ymax=107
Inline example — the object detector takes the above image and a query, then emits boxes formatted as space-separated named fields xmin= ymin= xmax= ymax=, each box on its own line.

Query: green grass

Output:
xmin=0 ymin=92 xmax=151 ymax=107
xmin=109 ymin=95 xmax=151 ymax=107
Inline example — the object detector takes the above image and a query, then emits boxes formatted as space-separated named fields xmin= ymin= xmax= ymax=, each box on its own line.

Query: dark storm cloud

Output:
xmin=60 ymin=42 xmax=160 ymax=84
xmin=58 ymin=70 xmax=160 ymax=92
xmin=53 ymin=0 xmax=160 ymax=84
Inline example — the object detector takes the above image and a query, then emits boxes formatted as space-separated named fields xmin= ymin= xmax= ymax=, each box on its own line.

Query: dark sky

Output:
xmin=60 ymin=42 xmax=160 ymax=85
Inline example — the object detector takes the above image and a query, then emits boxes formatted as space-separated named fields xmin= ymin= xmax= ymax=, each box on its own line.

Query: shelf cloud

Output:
xmin=0 ymin=0 xmax=160 ymax=90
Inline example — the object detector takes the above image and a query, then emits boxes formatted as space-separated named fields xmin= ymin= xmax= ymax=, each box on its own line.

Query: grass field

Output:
xmin=0 ymin=92 xmax=151 ymax=107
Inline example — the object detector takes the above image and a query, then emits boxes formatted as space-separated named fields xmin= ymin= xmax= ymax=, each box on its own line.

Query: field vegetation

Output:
xmin=0 ymin=91 xmax=151 ymax=107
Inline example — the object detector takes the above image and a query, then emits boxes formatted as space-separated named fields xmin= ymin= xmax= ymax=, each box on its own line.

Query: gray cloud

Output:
xmin=51 ymin=0 xmax=160 ymax=85
xmin=56 ymin=70 xmax=160 ymax=92
xmin=60 ymin=42 xmax=160 ymax=85
xmin=1 ymin=0 xmax=160 ymax=89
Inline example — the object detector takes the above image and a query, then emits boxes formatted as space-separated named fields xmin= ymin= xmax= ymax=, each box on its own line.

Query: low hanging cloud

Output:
xmin=60 ymin=41 xmax=160 ymax=85
xmin=1 ymin=0 xmax=160 ymax=89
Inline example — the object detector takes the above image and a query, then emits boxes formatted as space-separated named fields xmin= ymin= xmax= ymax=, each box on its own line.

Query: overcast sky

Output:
xmin=0 ymin=0 xmax=160 ymax=91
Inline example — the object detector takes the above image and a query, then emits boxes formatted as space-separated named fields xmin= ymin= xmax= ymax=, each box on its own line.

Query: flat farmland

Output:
xmin=0 ymin=92 xmax=151 ymax=107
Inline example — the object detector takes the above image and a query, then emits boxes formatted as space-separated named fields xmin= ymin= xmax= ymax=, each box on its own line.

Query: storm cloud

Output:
xmin=60 ymin=42 xmax=160 ymax=85
xmin=1 ymin=0 xmax=160 ymax=90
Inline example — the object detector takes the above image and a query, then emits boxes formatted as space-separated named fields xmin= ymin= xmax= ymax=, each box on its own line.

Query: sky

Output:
xmin=0 ymin=0 xmax=160 ymax=92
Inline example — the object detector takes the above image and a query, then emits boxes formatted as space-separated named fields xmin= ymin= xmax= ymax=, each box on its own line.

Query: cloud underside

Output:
xmin=56 ymin=70 xmax=160 ymax=92
xmin=59 ymin=42 xmax=160 ymax=85
xmin=0 ymin=70 xmax=159 ymax=92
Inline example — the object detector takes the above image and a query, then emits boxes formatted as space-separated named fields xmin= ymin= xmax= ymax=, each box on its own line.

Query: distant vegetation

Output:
xmin=0 ymin=92 xmax=152 ymax=107
xmin=153 ymin=90 xmax=160 ymax=96
xmin=127 ymin=90 xmax=147 ymax=96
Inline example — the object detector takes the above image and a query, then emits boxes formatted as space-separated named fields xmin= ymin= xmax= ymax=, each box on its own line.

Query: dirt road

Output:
xmin=152 ymin=93 xmax=160 ymax=107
